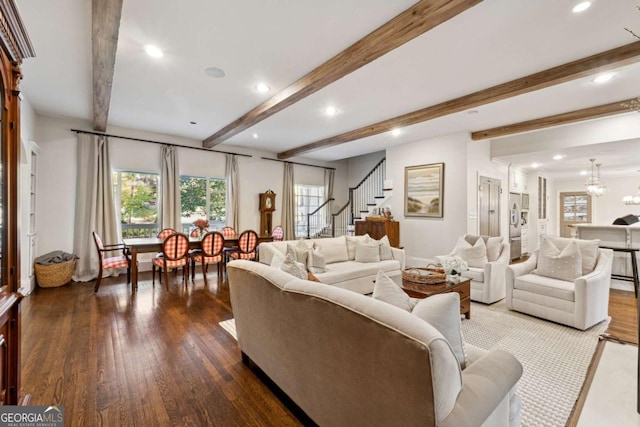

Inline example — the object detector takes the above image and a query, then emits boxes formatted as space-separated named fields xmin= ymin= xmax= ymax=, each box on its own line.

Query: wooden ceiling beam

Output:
xmin=471 ymin=99 xmax=637 ymax=140
xmin=202 ymin=0 xmax=484 ymax=148
xmin=277 ymin=41 xmax=640 ymax=159
xmin=92 ymin=0 xmax=124 ymax=132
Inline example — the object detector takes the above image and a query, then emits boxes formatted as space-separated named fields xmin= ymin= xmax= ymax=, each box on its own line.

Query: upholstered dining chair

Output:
xmin=152 ymin=232 xmax=190 ymax=290
xmin=190 ymin=231 xmax=225 ymax=285
xmin=227 ymin=229 xmax=259 ymax=262
xmin=271 ymin=225 xmax=284 ymax=242
xmin=157 ymin=228 xmax=176 ymax=239
xmin=92 ymin=231 xmax=136 ymax=293
xmin=221 ymin=226 xmax=236 ymax=238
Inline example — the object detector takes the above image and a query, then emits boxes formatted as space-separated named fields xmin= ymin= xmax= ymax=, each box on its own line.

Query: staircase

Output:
xmin=307 ymin=158 xmax=388 ymax=238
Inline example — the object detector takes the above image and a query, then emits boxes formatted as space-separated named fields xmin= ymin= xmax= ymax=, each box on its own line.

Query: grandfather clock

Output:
xmin=259 ymin=190 xmax=276 ymax=236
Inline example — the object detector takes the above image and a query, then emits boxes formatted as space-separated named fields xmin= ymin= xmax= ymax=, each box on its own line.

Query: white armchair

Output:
xmin=505 ymin=238 xmax=613 ymax=330
xmin=437 ymin=235 xmax=511 ymax=304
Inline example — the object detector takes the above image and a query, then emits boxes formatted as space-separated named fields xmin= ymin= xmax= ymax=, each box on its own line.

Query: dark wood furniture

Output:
xmin=355 ymin=218 xmax=400 ymax=248
xmin=259 ymin=191 xmax=276 ymax=236
xmin=392 ymin=275 xmax=471 ymax=319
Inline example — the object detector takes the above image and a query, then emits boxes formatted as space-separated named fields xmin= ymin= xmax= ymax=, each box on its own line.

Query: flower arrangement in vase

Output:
xmin=192 ymin=218 xmax=210 ymax=238
xmin=440 ymin=255 xmax=468 ymax=282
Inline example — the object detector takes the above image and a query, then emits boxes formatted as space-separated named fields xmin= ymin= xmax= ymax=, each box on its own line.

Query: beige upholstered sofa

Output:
xmin=505 ymin=236 xmax=613 ymax=330
xmin=228 ymin=260 xmax=523 ymax=426
xmin=258 ymin=235 xmax=405 ymax=294
xmin=437 ymin=235 xmax=511 ymax=304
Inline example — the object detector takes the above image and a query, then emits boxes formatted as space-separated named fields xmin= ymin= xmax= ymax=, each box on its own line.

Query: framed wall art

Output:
xmin=404 ymin=162 xmax=444 ymax=218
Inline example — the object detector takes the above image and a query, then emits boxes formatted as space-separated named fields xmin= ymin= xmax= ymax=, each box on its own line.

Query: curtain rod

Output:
xmin=261 ymin=157 xmax=335 ymax=171
xmin=71 ymin=129 xmax=253 ymax=158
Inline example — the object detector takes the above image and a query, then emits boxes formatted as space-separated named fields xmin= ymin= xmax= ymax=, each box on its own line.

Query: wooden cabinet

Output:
xmin=354 ymin=219 xmax=400 ymax=248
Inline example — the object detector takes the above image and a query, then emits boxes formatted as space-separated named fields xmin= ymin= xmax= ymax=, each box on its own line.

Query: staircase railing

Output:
xmin=331 ymin=202 xmax=351 ymax=237
xmin=306 ymin=198 xmax=334 ymax=238
xmin=350 ymin=158 xmax=386 ymax=223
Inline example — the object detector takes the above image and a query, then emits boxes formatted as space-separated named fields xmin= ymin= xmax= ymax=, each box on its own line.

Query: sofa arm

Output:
xmin=391 ymin=247 xmax=406 ymax=269
xmin=506 ymin=252 xmax=537 ymax=278
xmin=440 ymin=349 xmax=523 ymax=427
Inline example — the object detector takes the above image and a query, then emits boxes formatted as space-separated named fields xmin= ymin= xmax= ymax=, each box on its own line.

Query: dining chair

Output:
xmin=271 ymin=225 xmax=284 ymax=242
xmin=157 ymin=228 xmax=176 ymax=239
xmin=190 ymin=231 xmax=225 ymax=285
xmin=92 ymin=231 xmax=136 ymax=293
xmin=221 ymin=226 xmax=236 ymax=238
xmin=227 ymin=229 xmax=259 ymax=262
xmin=152 ymin=232 xmax=190 ymax=290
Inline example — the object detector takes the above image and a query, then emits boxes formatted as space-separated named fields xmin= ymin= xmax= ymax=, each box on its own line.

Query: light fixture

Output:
xmin=553 ymin=154 xmax=565 ymax=160
xmin=391 ymin=128 xmax=402 ymax=137
xmin=255 ymin=83 xmax=270 ymax=93
xmin=580 ymin=170 xmax=588 ymax=176
xmin=324 ymin=106 xmax=338 ymax=116
xmin=585 ymin=158 xmax=606 ymax=197
xmin=144 ymin=45 xmax=163 ymax=58
xmin=252 ymin=133 xmax=258 ymax=139
xmin=592 ymin=73 xmax=615 ymax=84
xmin=531 ymin=163 xmax=540 ymax=168
xmin=623 ymin=172 xmax=640 ymax=205
xmin=572 ymin=1 xmax=591 ymax=13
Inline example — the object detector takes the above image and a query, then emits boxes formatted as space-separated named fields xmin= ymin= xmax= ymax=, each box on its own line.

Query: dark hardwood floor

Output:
xmin=20 ymin=270 xmax=638 ymax=426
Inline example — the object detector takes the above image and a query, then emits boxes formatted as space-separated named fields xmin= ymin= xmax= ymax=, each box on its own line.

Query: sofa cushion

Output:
xmin=372 ymin=270 xmax=415 ymax=312
xmin=307 ymin=247 xmax=327 ymax=274
xmin=314 ymin=236 xmax=349 ymax=264
xmin=544 ymin=235 xmax=600 ymax=276
xmin=280 ymin=253 xmax=308 ymax=279
xmin=378 ymin=235 xmax=394 ymax=261
xmin=455 ymin=236 xmax=488 ymax=268
xmin=315 ymin=260 xmax=400 ymax=285
xmin=461 ymin=267 xmax=484 ymax=282
xmin=536 ymin=238 xmax=582 ymax=282
xmin=514 ymin=273 xmax=575 ymax=302
xmin=355 ymin=239 xmax=381 ymax=263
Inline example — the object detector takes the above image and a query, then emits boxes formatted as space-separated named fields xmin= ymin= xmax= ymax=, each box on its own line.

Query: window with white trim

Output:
xmin=295 ymin=185 xmax=324 ymax=238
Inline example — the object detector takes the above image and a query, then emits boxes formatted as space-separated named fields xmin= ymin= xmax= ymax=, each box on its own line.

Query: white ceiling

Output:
xmin=15 ymin=0 xmax=640 ymax=166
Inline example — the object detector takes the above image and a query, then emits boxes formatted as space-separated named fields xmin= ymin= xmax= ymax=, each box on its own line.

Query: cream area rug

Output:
xmin=220 ymin=301 xmax=606 ymax=427
xmin=462 ymin=301 xmax=608 ymax=427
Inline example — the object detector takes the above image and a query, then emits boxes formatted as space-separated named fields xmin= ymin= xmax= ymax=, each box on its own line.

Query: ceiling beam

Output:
xmin=471 ymin=98 xmax=637 ymax=140
xmin=277 ymin=41 xmax=640 ymax=159
xmin=202 ymin=0 xmax=484 ymax=148
xmin=92 ymin=0 xmax=124 ymax=132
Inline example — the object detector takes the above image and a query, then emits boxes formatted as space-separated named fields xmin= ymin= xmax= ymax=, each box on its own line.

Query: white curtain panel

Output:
xmin=282 ymin=162 xmax=296 ymax=240
xmin=324 ymin=168 xmax=335 ymax=225
xmin=72 ymin=134 xmax=119 ymax=282
xmin=159 ymin=145 xmax=182 ymax=231
xmin=225 ymin=154 xmax=239 ymax=230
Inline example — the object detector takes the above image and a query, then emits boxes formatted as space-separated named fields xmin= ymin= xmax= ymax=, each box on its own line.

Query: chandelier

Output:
xmin=623 ymin=186 xmax=640 ymax=205
xmin=585 ymin=159 xmax=606 ymax=197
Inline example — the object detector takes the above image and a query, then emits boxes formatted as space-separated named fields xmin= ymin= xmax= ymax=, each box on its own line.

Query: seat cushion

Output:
xmin=315 ymin=260 xmax=400 ymax=285
xmin=514 ymin=273 xmax=575 ymax=302
xmin=103 ymin=256 xmax=129 ymax=269
xmin=191 ymin=253 xmax=222 ymax=264
xmin=461 ymin=267 xmax=484 ymax=282
xmin=152 ymin=257 xmax=187 ymax=268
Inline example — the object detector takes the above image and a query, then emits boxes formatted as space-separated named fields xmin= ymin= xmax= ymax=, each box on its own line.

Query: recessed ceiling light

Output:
xmin=324 ymin=106 xmax=338 ymax=116
xmin=531 ymin=163 xmax=540 ymax=168
xmin=580 ymin=170 xmax=588 ymax=175
xmin=255 ymin=83 xmax=270 ymax=93
xmin=144 ymin=45 xmax=163 ymax=58
xmin=204 ymin=67 xmax=226 ymax=78
xmin=553 ymin=154 xmax=565 ymax=160
xmin=391 ymin=128 xmax=402 ymax=137
xmin=592 ymin=73 xmax=615 ymax=84
xmin=572 ymin=1 xmax=591 ymax=13
xmin=252 ymin=133 xmax=258 ymax=139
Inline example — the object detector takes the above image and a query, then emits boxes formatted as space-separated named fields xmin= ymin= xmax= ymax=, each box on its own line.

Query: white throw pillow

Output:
xmin=536 ymin=238 xmax=582 ymax=282
xmin=412 ymin=293 xmax=467 ymax=369
xmin=280 ymin=253 xmax=308 ymax=280
xmin=270 ymin=251 xmax=286 ymax=269
xmin=544 ymin=235 xmax=600 ymax=275
xmin=372 ymin=270 xmax=415 ymax=312
xmin=355 ymin=239 xmax=380 ymax=263
xmin=378 ymin=235 xmax=394 ymax=261
xmin=307 ymin=247 xmax=326 ymax=274
xmin=464 ymin=235 xmax=503 ymax=262
xmin=315 ymin=236 xmax=349 ymax=264
xmin=346 ymin=234 xmax=370 ymax=260
xmin=455 ymin=236 xmax=488 ymax=268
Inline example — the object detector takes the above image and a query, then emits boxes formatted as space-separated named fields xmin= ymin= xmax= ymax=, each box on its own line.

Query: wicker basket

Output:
xmin=35 ymin=258 xmax=76 ymax=288
xmin=402 ymin=265 xmax=446 ymax=285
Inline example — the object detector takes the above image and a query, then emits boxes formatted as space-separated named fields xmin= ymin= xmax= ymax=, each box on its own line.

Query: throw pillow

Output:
xmin=544 ymin=235 xmax=600 ymax=275
xmin=536 ymin=238 xmax=582 ymax=282
xmin=280 ymin=253 xmax=308 ymax=280
xmin=464 ymin=235 xmax=503 ymax=262
xmin=346 ymin=234 xmax=370 ymax=260
xmin=455 ymin=236 xmax=488 ymax=268
xmin=372 ymin=270 xmax=415 ymax=312
xmin=307 ymin=272 xmax=321 ymax=282
xmin=270 ymin=251 xmax=286 ymax=269
xmin=307 ymin=247 xmax=327 ymax=274
xmin=412 ymin=293 xmax=467 ymax=369
xmin=378 ymin=235 xmax=394 ymax=261
xmin=315 ymin=236 xmax=349 ymax=264
xmin=355 ymin=239 xmax=380 ymax=263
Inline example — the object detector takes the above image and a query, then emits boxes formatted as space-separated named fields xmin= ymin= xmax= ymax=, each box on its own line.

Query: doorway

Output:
xmin=559 ymin=192 xmax=592 ymax=237
xmin=479 ymin=176 xmax=501 ymax=237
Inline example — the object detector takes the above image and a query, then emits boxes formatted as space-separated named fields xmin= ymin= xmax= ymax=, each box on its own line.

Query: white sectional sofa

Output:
xmin=258 ymin=235 xmax=405 ymax=294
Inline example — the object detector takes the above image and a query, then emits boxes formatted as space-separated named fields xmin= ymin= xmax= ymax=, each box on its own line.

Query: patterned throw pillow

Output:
xmin=536 ymin=238 xmax=582 ymax=282
xmin=280 ymin=253 xmax=307 ymax=280
xmin=307 ymin=247 xmax=326 ymax=274
xmin=378 ymin=235 xmax=394 ymax=261
xmin=455 ymin=236 xmax=488 ymax=268
xmin=372 ymin=270 xmax=415 ymax=312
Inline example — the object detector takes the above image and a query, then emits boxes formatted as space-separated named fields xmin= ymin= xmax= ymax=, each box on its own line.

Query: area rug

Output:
xmin=462 ymin=301 xmax=608 ymax=427
xmin=219 ymin=301 xmax=606 ymax=427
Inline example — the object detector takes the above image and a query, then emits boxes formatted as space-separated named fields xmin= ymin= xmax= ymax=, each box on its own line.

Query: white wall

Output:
xmin=346 ymin=150 xmax=385 ymax=187
xmin=387 ymin=133 xmax=469 ymax=265
xmin=33 ymin=114 xmax=348 ymax=262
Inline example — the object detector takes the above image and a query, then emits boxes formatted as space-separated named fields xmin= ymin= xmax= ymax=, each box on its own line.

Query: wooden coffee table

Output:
xmin=391 ymin=275 xmax=471 ymax=319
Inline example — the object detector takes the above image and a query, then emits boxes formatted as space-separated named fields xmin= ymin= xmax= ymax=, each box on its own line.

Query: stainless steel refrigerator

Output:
xmin=509 ymin=192 xmax=522 ymax=260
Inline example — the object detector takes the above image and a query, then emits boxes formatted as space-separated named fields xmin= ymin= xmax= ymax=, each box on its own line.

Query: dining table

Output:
xmin=123 ymin=233 xmax=273 ymax=290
